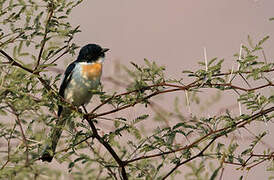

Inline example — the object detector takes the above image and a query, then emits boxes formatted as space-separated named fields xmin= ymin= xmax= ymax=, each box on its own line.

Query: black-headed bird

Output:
xmin=41 ymin=44 xmax=109 ymax=162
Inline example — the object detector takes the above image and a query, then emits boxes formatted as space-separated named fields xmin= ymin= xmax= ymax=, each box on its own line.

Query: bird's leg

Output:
xmin=82 ymin=105 xmax=88 ymax=114
xmin=81 ymin=105 xmax=98 ymax=123
xmin=80 ymin=105 xmax=87 ymax=123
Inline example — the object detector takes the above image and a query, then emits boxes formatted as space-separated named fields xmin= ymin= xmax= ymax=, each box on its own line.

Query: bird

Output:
xmin=41 ymin=44 xmax=109 ymax=162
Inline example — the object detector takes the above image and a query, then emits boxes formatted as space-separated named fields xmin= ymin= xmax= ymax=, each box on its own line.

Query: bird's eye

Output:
xmin=87 ymin=55 xmax=92 ymax=59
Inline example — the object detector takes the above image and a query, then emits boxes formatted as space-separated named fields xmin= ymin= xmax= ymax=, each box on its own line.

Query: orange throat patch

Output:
xmin=81 ymin=63 xmax=102 ymax=80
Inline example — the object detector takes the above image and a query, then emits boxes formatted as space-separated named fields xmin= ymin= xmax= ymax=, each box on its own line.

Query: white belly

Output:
xmin=64 ymin=63 xmax=101 ymax=106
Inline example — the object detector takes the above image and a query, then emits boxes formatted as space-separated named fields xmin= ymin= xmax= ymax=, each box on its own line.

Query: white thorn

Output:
xmin=237 ymin=44 xmax=243 ymax=70
xmin=263 ymin=115 xmax=269 ymax=134
xmin=228 ymin=65 xmax=234 ymax=83
xmin=97 ymin=117 xmax=130 ymax=125
xmin=238 ymin=101 xmax=242 ymax=116
xmin=185 ymin=90 xmax=192 ymax=115
xmin=203 ymin=47 xmax=208 ymax=72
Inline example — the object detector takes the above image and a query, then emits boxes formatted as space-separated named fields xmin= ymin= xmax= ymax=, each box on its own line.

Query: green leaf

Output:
xmin=258 ymin=35 xmax=270 ymax=46
xmin=208 ymin=57 xmax=217 ymax=67
xmin=0 ymin=109 xmax=7 ymax=116
xmin=241 ymin=148 xmax=251 ymax=156
xmin=68 ymin=162 xmax=75 ymax=172
xmin=210 ymin=167 xmax=221 ymax=180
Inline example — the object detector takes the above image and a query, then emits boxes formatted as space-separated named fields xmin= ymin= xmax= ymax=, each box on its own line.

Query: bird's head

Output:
xmin=76 ymin=44 xmax=109 ymax=63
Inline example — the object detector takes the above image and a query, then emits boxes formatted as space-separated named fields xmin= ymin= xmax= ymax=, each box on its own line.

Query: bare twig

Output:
xmin=0 ymin=32 xmax=24 ymax=48
xmin=0 ymin=124 xmax=16 ymax=170
xmin=7 ymin=104 xmax=29 ymax=166
xmin=35 ymin=3 xmax=54 ymax=70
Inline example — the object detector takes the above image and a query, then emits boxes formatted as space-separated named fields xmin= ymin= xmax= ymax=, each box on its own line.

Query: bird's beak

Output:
xmin=102 ymin=48 xmax=109 ymax=53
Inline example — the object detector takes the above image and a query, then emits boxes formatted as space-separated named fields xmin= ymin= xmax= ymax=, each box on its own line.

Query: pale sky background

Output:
xmin=66 ymin=1 xmax=274 ymax=179
xmin=70 ymin=0 xmax=274 ymax=77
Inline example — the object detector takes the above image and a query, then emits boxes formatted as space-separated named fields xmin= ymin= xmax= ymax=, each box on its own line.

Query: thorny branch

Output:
xmin=124 ymin=106 xmax=274 ymax=164
xmin=162 ymin=137 xmax=217 ymax=179
xmin=212 ymin=152 xmax=274 ymax=170
xmin=87 ymin=81 xmax=273 ymax=119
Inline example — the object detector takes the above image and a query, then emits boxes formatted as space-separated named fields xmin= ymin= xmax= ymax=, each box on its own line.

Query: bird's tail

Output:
xmin=41 ymin=108 xmax=67 ymax=162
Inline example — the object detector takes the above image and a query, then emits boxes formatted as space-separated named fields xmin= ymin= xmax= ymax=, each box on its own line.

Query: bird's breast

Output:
xmin=64 ymin=62 xmax=102 ymax=106
xmin=80 ymin=63 xmax=102 ymax=80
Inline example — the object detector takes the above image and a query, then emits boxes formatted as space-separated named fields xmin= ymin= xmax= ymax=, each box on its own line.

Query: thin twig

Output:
xmin=162 ymin=137 xmax=217 ymax=179
xmin=0 ymin=32 xmax=24 ymax=48
xmin=35 ymin=3 xmax=54 ymax=70
xmin=83 ymin=105 xmax=128 ymax=180
xmin=228 ymin=65 xmax=234 ymax=83
xmin=262 ymin=50 xmax=267 ymax=63
xmin=7 ymin=103 xmax=29 ymax=166
xmin=0 ymin=124 xmax=16 ymax=170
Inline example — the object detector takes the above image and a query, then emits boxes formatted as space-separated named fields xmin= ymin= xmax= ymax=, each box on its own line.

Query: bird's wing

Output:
xmin=58 ymin=62 xmax=76 ymax=116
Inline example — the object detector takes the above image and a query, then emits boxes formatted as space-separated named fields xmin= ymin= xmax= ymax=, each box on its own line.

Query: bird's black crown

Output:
xmin=76 ymin=44 xmax=109 ymax=62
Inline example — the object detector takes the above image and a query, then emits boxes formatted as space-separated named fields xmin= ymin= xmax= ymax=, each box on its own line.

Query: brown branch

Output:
xmin=239 ymin=73 xmax=252 ymax=88
xmin=49 ymin=48 xmax=69 ymax=65
xmin=0 ymin=49 xmax=35 ymax=74
xmin=67 ymin=127 xmax=119 ymax=180
xmin=219 ymin=167 xmax=225 ymax=180
xmin=223 ymin=152 xmax=274 ymax=170
xmin=56 ymin=135 xmax=94 ymax=153
xmin=90 ymin=82 xmax=165 ymax=114
xmin=90 ymin=80 xmax=201 ymax=115
xmin=7 ymin=103 xmax=29 ymax=166
xmin=0 ymin=32 xmax=24 ymax=48
xmin=246 ymin=158 xmax=268 ymax=170
xmin=15 ymin=114 xmax=29 ymax=166
xmin=89 ymin=81 xmax=273 ymax=120
xmin=35 ymin=3 xmax=54 ymax=70
xmin=90 ymin=88 xmax=182 ymax=118
xmin=223 ymin=161 xmax=243 ymax=166
xmin=83 ymin=113 xmax=128 ymax=180
xmin=0 ymin=124 xmax=16 ymax=170
xmin=124 ymin=106 xmax=274 ymax=164
xmin=251 ymin=153 xmax=274 ymax=158
xmin=211 ymin=68 xmax=274 ymax=77
xmin=209 ymin=82 xmax=273 ymax=92
xmin=162 ymin=137 xmax=217 ymax=179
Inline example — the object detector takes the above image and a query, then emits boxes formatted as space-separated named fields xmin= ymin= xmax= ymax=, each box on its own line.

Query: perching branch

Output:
xmin=84 ymin=118 xmax=128 ymax=180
